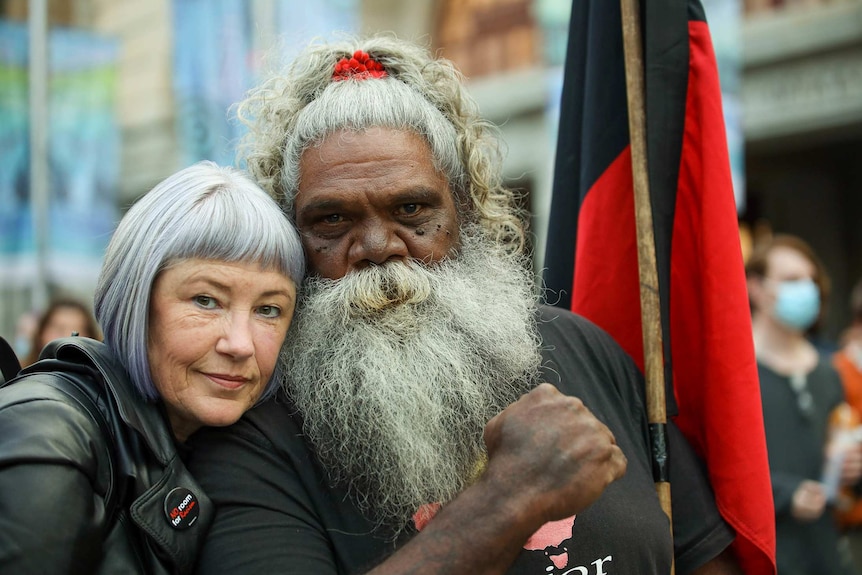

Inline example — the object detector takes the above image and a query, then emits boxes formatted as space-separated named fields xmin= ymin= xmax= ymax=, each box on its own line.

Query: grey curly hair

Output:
xmin=236 ymin=33 xmax=527 ymax=253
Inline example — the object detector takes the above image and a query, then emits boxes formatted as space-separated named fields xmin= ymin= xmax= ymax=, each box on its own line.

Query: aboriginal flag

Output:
xmin=542 ymin=1 xmax=776 ymax=573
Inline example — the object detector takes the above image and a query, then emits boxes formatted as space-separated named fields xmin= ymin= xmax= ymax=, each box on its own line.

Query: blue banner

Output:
xmin=172 ymin=0 xmax=358 ymax=167
xmin=0 ymin=21 xmax=119 ymax=286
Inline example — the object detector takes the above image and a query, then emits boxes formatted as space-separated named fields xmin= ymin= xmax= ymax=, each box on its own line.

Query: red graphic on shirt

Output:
xmin=412 ymin=502 xmax=442 ymax=531
xmin=523 ymin=515 xmax=577 ymax=568
xmin=412 ymin=505 xmax=581 ymax=571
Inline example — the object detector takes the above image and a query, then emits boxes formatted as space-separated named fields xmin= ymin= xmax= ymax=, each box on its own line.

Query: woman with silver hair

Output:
xmin=0 ymin=160 xmax=305 ymax=573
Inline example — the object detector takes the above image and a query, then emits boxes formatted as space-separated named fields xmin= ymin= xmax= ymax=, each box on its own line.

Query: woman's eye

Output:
xmin=257 ymin=305 xmax=281 ymax=319
xmin=193 ymin=295 xmax=217 ymax=309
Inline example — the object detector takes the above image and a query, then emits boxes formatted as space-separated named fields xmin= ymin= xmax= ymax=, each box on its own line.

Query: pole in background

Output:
xmin=28 ymin=0 xmax=50 ymax=312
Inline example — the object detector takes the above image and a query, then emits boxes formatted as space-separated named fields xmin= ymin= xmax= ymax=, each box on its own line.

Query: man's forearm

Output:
xmin=366 ymin=480 xmax=539 ymax=575
xmin=364 ymin=384 xmax=627 ymax=574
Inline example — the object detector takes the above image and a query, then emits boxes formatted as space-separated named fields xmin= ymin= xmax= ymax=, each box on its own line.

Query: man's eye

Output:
xmin=194 ymin=295 xmax=217 ymax=309
xmin=257 ymin=305 xmax=281 ymax=319
xmin=323 ymin=214 xmax=342 ymax=224
xmin=400 ymin=204 xmax=420 ymax=215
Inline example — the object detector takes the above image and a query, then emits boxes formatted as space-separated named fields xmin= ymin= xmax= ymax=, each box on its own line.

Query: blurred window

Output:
xmin=434 ymin=0 xmax=540 ymax=78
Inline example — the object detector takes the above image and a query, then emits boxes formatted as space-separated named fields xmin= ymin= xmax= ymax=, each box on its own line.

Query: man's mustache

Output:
xmin=303 ymin=261 xmax=434 ymax=316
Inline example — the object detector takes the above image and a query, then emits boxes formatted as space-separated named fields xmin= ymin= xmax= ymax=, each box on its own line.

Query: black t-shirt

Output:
xmin=759 ymin=360 xmax=857 ymax=575
xmin=188 ymin=306 xmax=733 ymax=574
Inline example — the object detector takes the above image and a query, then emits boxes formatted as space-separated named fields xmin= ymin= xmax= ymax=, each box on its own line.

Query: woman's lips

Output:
xmin=204 ymin=373 xmax=249 ymax=390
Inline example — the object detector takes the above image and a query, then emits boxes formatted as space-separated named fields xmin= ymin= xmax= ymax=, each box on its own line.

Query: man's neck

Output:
xmin=752 ymin=312 xmax=818 ymax=376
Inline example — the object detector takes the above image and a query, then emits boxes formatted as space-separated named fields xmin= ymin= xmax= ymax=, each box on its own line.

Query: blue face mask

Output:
xmin=773 ymin=279 xmax=820 ymax=331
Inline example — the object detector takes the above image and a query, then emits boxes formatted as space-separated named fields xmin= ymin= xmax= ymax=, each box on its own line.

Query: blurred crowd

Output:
xmin=13 ymin=298 xmax=100 ymax=367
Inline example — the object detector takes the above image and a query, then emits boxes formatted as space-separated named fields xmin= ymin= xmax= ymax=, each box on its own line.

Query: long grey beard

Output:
xmin=281 ymin=232 xmax=542 ymax=529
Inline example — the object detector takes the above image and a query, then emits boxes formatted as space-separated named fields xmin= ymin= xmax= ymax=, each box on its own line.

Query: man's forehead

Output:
xmin=295 ymin=129 xmax=451 ymax=204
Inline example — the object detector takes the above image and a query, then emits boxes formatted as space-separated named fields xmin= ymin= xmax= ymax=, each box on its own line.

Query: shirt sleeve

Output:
xmin=536 ymin=307 xmax=735 ymax=575
xmin=187 ymin=418 xmax=341 ymax=575
xmin=0 ymin=384 xmax=109 ymax=574
xmin=666 ymin=418 xmax=736 ymax=574
xmin=770 ymin=470 xmax=804 ymax=517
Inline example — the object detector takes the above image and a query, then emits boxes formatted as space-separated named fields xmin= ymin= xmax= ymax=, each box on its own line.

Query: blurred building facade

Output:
xmin=1 ymin=0 xmax=862 ymax=344
xmin=740 ymin=0 xmax=862 ymax=342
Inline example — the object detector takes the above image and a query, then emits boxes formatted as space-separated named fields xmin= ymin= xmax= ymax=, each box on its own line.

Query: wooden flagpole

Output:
xmin=619 ymin=0 xmax=674 ymax=571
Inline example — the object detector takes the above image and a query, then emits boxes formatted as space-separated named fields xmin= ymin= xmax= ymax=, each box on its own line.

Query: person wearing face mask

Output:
xmin=746 ymin=234 xmax=862 ymax=575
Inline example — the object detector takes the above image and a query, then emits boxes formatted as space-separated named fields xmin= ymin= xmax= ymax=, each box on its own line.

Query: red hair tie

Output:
xmin=332 ymin=50 xmax=388 ymax=81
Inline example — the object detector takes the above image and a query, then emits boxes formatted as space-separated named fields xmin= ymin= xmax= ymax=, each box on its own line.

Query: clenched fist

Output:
xmin=481 ymin=383 xmax=627 ymax=525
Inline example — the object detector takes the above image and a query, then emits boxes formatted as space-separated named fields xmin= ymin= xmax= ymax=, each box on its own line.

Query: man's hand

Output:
xmin=367 ymin=384 xmax=627 ymax=575
xmin=790 ymin=480 xmax=827 ymax=521
xmin=481 ymin=383 xmax=627 ymax=524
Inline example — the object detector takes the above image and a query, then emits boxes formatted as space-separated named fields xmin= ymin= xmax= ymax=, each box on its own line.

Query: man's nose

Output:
xmin=349 ymin=221 xmax=410 ymax=267
xmin=215 ymin=313 xmax=255 ymax=358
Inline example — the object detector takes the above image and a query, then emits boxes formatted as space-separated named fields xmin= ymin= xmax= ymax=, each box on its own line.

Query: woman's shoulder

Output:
xmin=0 ymin=369 xmax=111 ymax=484
xmin=0 ymin=364 xmax=103 ymax=421
xmin=0 ymin=338 xmax=128 ymax=484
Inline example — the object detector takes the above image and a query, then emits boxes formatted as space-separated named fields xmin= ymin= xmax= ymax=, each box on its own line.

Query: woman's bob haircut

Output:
xmin=94 ymin=160 xmax=306 ymax=401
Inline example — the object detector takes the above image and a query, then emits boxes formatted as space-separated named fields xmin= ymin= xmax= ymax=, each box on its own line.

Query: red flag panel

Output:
xmin=544 ymin=2 xmax=776 ymax=573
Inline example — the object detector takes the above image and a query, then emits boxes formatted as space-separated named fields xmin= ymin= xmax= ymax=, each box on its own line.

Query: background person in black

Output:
xmin=747 ymin=234 xmax=862 ymax=575
xmin=188 ymin=35 xmax=740 ymax=574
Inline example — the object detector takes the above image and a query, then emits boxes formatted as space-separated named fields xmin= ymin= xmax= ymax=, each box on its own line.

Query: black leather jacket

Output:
xmin=0 ymin=337 xmax=213 ymax=574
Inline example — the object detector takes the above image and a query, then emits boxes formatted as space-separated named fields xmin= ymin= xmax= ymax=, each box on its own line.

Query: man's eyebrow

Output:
xmin=390 ymin=187 xmax=442 ymax=203
xmin=297 ymin=198 xmax=348 ymax=219
xmin=298 ymin=187 xmax=447 ymax=218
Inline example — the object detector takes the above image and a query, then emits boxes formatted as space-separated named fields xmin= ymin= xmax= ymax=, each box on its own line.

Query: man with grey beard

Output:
xmin=284 ymin=230 xmax=543 ymax=527
xmin=188 ymin=35 xmax=742 ymax=575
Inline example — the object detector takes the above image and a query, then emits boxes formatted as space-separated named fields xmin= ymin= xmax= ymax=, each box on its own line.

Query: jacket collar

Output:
xmin=43 ymin=337 xmax=213 ymax=572
xmin=46 ymin=337 xmax=177 ymax=466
